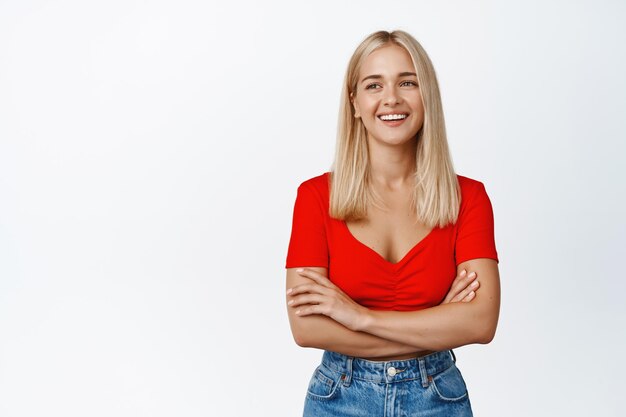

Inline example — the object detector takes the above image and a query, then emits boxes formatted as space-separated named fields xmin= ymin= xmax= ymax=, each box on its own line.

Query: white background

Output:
xmin=1 ymin=0 xmax=625 ymax=416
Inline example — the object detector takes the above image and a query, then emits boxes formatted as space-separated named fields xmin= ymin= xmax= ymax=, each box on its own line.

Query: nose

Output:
xmin=383 ymin=86 xmax=401 ymax=105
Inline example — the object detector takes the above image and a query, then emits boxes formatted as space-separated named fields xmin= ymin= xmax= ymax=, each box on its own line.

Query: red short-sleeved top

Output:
xmin=285 ymin=172 xmax=499 ymax=312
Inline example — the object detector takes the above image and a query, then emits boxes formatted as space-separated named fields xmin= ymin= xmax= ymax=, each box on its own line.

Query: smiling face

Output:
xmin=350 ymin=43 xmax=425 ymax=147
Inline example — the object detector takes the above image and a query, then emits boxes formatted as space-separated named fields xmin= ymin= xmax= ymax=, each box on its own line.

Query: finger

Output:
xmin=452 ymin=280 xmax=480 ymax=302
xmin=295 ymin=304 xmax=328 ymax=317
xmin=288 ymin=293 xmax=326 ymax=308
xmin=457 ymin=270 xmax=477 ymax=286
xmin=442 ymin=270 xmax=465 ymax=303
xmin=447 ymin=269 xmax=466 ymax=288
xmin=297 ymin=268 xmax=334 ymax=288
xmin=444 ymin=271 xmax=477 ymax=303
xmin=288 ymin=283 xmax=328 ymax=296
xmin=449 ymin=278 xmax=478 ymax=303
xmin=462 ymin=290 xmax=476 ymax=302
xmin=450 ymin=271 xmax=477 ymax=294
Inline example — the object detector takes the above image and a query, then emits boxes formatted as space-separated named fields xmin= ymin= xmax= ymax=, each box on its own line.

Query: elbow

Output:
xmin=476 ymin=324 xmax=497 ymax=345
xmin=472 ymin=304 xmax=499 ymax=345
xmin=288 ymin=311 xmax=310 ymax=347
xmin=290 ymin=320 xmax=316 ymax=348
xmin=292 ymin=331 xmax=311 ymax=348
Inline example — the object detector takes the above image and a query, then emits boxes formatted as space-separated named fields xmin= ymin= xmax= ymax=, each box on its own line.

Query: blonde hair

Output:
xmin=329 ymin=29 xmax=460 ymax=228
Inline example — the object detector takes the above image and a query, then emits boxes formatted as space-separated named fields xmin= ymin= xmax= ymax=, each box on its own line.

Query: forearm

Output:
xmin=358 ymin=302 xmax=497 ymax=352
xmin=290 ymin=313 xmax=424 ymax=358
xmin=287 ymin=267 xmax=423 ymax=358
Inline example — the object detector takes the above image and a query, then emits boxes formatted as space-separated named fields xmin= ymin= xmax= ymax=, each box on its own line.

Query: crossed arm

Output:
xmin=285 ymin=258 xmax=500 ymax=357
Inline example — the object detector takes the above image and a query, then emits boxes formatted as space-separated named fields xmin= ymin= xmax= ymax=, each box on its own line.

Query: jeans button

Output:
xmin=387 ymin=366 xmax=397 ymax=376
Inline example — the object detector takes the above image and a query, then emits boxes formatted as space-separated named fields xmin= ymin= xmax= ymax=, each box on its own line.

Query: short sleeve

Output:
xmin=285 ymin=182 xmax=330 ymax=268
xmin=455 ymin=181 xmax=499 ymax=265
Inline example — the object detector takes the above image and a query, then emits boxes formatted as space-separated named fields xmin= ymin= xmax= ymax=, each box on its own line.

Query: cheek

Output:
xmin=405 ymin=93 xmax=423 ymax=109
xmin=414 ymin=95 xmax=425 ymax=112
xmin=355 ymin=96 xmax=377 ymax=113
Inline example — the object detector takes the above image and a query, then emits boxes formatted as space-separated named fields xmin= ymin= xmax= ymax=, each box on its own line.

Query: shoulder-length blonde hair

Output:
xmin=329 ymin=30 xmax=460 ymax=229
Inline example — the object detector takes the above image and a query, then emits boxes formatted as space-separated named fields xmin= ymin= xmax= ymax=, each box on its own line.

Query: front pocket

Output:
xmin=305 ymin=365 xmax=342 ymax=401
xmin=430 ymin=364 xmax=469 ymax=402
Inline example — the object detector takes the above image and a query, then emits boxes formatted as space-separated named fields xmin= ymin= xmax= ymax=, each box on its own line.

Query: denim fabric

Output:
xmin=303 ymin=349 xmax=473 ymax=417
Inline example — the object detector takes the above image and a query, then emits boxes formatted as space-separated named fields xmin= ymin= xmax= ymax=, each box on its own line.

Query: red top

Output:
xmin=285 ymin=172 xmax=499 ymax=312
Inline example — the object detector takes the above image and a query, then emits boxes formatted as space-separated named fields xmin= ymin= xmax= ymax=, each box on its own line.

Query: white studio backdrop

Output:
xmin=1 ymin=0 xmax=624 ymax=416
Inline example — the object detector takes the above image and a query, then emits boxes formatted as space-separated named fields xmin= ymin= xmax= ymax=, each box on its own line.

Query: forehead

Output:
xmin=360 ymin=44 xmax=416 ymax=76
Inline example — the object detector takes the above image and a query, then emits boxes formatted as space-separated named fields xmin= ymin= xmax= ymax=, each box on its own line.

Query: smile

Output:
xmin=378 ymin=114 xmax=408 ymax=121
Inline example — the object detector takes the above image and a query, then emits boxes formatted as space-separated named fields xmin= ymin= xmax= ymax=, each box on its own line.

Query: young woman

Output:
xmin=285 ymin=29 xmax=500 ymax=416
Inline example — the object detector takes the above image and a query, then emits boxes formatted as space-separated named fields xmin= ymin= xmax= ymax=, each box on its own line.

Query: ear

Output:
xmin=350 ymin=92 xmax=360 ymax=118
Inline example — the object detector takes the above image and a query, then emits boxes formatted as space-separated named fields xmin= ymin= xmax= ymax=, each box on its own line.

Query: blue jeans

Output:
xmin=303 ymin=349 xmax=473 ymax=417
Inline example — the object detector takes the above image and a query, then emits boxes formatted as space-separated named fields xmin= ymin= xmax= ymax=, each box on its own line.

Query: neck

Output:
xmin=367 ymin=137 xmax=417 ymax=191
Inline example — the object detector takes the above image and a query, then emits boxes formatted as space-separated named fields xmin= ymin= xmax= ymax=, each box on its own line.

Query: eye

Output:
xmin=365 ymin=83 xmax=381 ymax=90
xmin=401 ymin=80 xmax=418 ymax=87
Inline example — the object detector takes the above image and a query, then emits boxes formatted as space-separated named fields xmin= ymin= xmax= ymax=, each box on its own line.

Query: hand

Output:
xmin=440 ymin=269 xmax=480 ymax=304
xmin=287 ymin=268 xmax=368 ymax=332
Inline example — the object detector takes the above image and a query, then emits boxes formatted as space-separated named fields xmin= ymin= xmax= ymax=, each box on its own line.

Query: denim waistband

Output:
xmin=320 ymin=349 xmax=456 ymax=388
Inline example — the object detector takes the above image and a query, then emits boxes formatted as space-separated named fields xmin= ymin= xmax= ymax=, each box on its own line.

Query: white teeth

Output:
xmin=379 ymin=114 xmax=407 ymax=121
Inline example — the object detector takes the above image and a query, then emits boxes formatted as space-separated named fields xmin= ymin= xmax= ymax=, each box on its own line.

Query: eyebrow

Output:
xmin=361 ymin=72 xmax=417 ymax=83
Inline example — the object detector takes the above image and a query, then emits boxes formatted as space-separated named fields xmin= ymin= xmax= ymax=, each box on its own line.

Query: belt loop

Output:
xmin=418 ymin=356 xmax=429 ymax=388
xmin=450 ymin=349 xmax=457 ymax=363
xmin=342 ymin=356 xmax=353 ymax=387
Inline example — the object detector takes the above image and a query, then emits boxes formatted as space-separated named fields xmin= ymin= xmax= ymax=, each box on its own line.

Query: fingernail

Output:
xmin=470 ymin=281 xmax=478 ymax=287
xmin=288 ymin=299 xmax=294 ymax=305
xmin=296 ymin=268 xmax=304 ymax=273
xmin=469 ymin=272 xmax=476 ymax=278
xmin=286 ymin=288 xmax=292 ymax=294
xmin=461 ymin=270 xmax=467 ymax=276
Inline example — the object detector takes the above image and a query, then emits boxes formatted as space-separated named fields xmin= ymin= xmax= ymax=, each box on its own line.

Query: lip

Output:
xmin=377 ymin=113 xmax=409 ymax=127
xmin=377 ymin=112 xmax=409 ymax=117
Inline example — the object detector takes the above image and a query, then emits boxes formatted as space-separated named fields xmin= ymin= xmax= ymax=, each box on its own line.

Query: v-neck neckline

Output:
xmin=340 ymin=220 xmax=436 ymax=269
